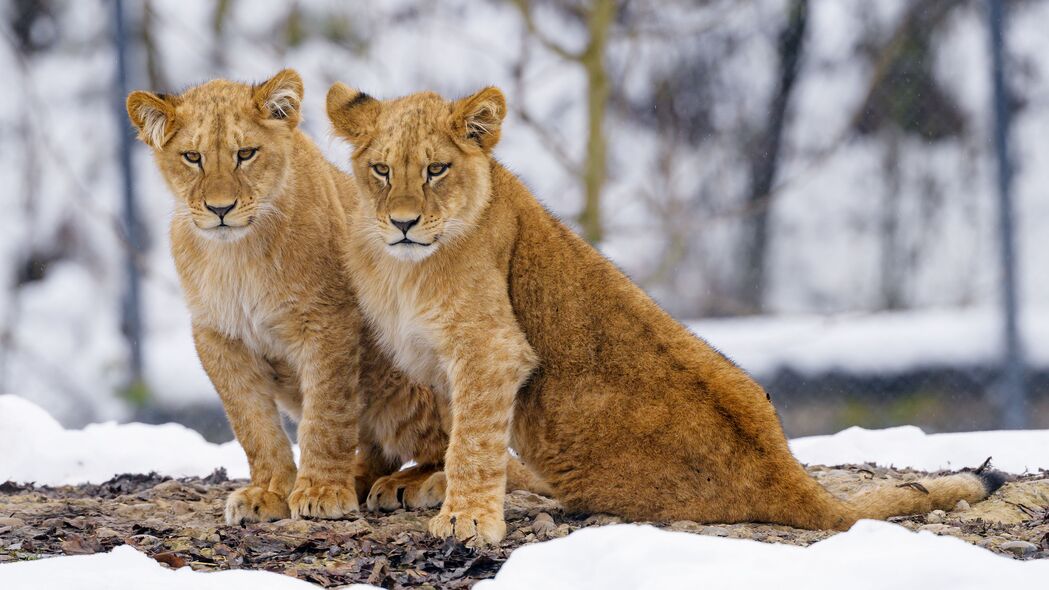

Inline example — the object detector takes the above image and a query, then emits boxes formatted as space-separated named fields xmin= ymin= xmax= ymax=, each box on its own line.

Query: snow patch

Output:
xmin=476 ymin=520 xmax=1048 ymax=590
xmin=690 ymin=307 xmax=1049 ymax=377
xmin=2 ymin=395 xmax=1047 ymax=488
xmin=0 ymin=394 xmax=249 ymax=485
xmin=791 ymin=425 xmax=1049 ymax=474
xmin=0 ymin=544 xmax=377 ymax=590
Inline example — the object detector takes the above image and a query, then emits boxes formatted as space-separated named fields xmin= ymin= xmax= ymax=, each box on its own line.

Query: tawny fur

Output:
xmin=126 ymin=71 xmax=541 ymax=525
xmin=326 ymin=83 xmax=1003 ymax=545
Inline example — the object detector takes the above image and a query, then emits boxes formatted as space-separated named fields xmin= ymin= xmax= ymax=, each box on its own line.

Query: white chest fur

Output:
xmin=356 ymin=265 xmax=447 ymax=393
xmin=183 ymin=254 xmax=288 ymax=360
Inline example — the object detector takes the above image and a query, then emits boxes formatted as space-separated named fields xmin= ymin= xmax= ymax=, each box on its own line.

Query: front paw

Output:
xmin=225 ymin=486 xmax=290 ymax=525
xmin=288 ymin=478 xmax=359 ymax=519
xmin=428 ymin=503 xmax=506 ymax=546
xmin=368 ymin=470 xmax=447 ymax=512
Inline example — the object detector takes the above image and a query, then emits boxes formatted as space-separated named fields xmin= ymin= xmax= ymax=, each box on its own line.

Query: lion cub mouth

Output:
xmin=197 ymin=223 xmax=253 ymax=242
xmin=391 ymin=237 xmax=431 ymax=246
xmin=384 ymin=236 xmax=439 ymax=262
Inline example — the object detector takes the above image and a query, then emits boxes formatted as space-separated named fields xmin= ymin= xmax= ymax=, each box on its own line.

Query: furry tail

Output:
xmin=838 ymin=462 xmax=1007 ymax=527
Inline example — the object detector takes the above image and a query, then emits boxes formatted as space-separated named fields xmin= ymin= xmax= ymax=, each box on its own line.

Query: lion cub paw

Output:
xmin=225 ymin=486 xmax=290 ymax=525
xmin=428 ymin=503 xmax=506 ymax=546
xmin=368 ymin=470 xmax=447 ymax=512
xmin=288 ymin=479 xmax=359 ymax=520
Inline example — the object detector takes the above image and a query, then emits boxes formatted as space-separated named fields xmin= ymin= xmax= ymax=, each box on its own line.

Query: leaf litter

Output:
xmin=1 ymin=465 xmax=1046 ymax=587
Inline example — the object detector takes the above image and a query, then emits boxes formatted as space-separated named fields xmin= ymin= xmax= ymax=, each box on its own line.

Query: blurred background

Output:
xmin=0 ymin=0 xmax=1045 ymax=441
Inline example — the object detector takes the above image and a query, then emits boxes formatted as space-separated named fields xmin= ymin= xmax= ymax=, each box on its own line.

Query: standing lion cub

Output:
xmin=125 ymin=70 xmax=457 ymax=523
xmin=326 ymin=83 xmax=1005 ymax=545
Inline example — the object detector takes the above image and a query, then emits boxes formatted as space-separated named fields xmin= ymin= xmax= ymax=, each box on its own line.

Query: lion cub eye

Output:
xmin=371 ymin=163 xmax=390 ymax=178
xmin=182 ymin=151 xmax=202 ymax=165
xmin=237 ymin=147 xmax=258 ymax=163
xmin=427 ymin=163 xmax=450 ymax=179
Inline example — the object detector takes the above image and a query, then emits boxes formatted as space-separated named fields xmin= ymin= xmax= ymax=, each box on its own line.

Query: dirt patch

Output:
xmin=1 ymin=465 xmax=1047 ymax=588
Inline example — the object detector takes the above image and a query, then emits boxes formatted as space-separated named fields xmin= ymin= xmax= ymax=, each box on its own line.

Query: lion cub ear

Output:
xmin=126 ymin=91 xmax=178 ymax=149
xmin=451 ymin=87 xmax=506 ymax=152
xmin=326 ymin=82 xmax=381 ymax=145
xmin=253 ymin=68 xmax=304 ymax=125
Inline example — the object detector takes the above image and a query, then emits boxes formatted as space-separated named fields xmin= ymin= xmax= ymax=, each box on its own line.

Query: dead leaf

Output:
xmin=60 ymin=533 xmax=101 ymax=555
xmin=152 ymin=551 xmax=187 ymax=568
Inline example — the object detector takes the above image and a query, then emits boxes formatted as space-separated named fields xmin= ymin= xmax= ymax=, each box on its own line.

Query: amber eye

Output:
xmin=427 ymin=163 xmax=449 ymax=178
xmin=237 ymin=147 xmax=258 ymax=162
xmin=182 ymin=151 xmax=201 ymax=165
xmin=371 ymin=163 xmax=390 ymax=177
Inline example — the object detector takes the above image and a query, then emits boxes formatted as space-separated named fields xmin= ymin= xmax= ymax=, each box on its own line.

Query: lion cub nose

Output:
xmin=391 ymin=216 xmax=421 ymax=234
xmin=206 ymin=201 xmax=237 ymax=220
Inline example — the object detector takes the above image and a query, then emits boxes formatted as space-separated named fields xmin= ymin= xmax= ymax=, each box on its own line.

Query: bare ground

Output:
xmin=1 ymin=465 xmax=1047 ymax=588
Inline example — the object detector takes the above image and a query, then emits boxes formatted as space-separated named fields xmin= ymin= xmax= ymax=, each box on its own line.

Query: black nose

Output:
xmin=206 ymin=201 xmax=236 ymax=219
xmin=391 ymin=216 xmax=421 ymax=234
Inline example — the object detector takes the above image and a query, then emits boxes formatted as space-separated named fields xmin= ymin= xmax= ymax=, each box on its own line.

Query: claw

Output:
xmin=896 ymin=481 xmax=929 ymax=494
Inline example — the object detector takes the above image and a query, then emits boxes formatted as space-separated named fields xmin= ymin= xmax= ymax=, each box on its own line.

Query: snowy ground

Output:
xmin=3 ymin=394 xmax=1047 ymax=486
xmin=2 ymin=545 xmax=329 ymax=590
xmin=691 ymin=307 xmax=1049 ymax=378
xmin=478 ymin=520 xmax=1049 ymax=589
xmin=4 ymin=520 xmax=1046 ymax=590
xmin=1 ymin=395 xmax=1048 ymax=588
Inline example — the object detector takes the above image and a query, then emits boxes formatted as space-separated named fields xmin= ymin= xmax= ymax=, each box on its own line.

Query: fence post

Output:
xmin=113 ymin=0 xmax=145 ymax=394
xmin=986 ymin=0 xmax=1026 ymax=428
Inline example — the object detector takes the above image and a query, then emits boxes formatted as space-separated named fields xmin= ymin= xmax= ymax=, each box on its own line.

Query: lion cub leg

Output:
xmin=428 ymin=314 xmax=537 ymax=546
xmin=354 ymin=443 xmax=402 ymax=506
xmin=368 ymin=464 xmax=447 ymax=511
xmin=369 ymin=455 xmax=551 ymax=512
xmin=194 ymin=327 xmax=296 ymax=525
xmin=286 ymin=318 xmax=362 ymax=520
xmin=506 ymin=457 xmax=555 ymax=497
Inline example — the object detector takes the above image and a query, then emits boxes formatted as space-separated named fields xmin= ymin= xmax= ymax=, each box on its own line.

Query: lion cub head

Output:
xmin=326 ymin=84 xmax=506 ymax=262
xmin=126 ymin=69 xmax=304 ymax=242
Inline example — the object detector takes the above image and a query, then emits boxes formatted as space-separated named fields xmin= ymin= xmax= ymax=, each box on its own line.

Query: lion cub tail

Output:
xmin=841 ymin=464 xmax=1006 ymax=525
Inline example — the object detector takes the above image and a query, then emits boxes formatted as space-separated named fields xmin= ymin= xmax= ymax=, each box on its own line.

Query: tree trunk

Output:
xmin=739 ymin=0 xmax=809 ymax=313
xmin=578 ymin=0 xmax=615 ymax=245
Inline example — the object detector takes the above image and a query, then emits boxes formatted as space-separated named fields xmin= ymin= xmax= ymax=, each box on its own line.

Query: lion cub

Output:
xmin=126 ymin=70 xmax=454 ymax=523
xmin=326 ymin=83 xmax=1004 ymax=545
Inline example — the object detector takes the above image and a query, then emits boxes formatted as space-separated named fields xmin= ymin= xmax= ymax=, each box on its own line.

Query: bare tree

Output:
xmin=853 ymin=0 xmax=966 ymax=311
xmin=511 ymin=0 xmax=616 ymax=244
xmin=141 ymin=0 xmax=169 ymax=90
xmin=738 ymin=0 xmax=809 ymax=313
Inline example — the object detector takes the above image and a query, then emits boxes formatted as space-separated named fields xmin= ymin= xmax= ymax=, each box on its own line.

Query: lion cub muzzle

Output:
xmin=204 ymin=200 xmax=238 ymax=225
xmin=387 ymin=199 xmax=428 ymax=245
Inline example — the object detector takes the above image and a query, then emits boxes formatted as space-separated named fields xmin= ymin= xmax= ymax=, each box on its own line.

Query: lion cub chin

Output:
xmin=126 ymin=69 xmax=459 ymax=524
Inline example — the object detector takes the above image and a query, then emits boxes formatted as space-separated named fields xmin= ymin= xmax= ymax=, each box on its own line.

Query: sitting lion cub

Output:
xmin=326 ymin=83 xmax=1005 ymax=545
xmin=125 ymin=70 xmax=458 ymax=523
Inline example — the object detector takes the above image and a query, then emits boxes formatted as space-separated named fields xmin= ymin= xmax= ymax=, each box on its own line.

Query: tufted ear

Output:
xmin=253 ymin=68 xmax=304 ymax=125
xmin=326 ymin=82 xmax=381 ymax=145
xmin=450 ymin=86 xmax=506 ymax=152
xmin=126 ymin=91 xmax=179 ymax=149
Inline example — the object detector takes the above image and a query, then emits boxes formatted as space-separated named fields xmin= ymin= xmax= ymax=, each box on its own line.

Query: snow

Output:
xmin=0 ymin=394 xmax=248 ymax=485
xmin=3 ymin=394 xmax=1047 ymax=488
xmin=2 ymin=395 xmax=1048 ymax=589
xmin=2 ymin=522 xmax=1045 ymax=590
xmin=476 ymin=520 xmax=1048 ymax=590
xmin=0 ymin=544 xmax=374 ymax=590
xmin=791 ymin=425 xmax=1049 ymax=474
xmin=690 ymin=306 xmax=1049 ymax=377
